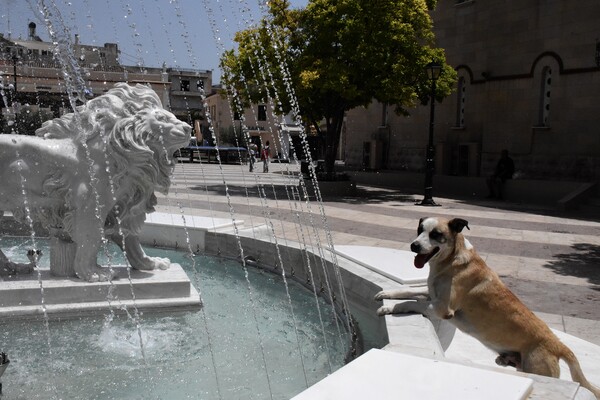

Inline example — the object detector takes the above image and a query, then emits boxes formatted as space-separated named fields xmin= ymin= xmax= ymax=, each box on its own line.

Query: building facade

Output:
xmin=204 ymin=88 xmax=303 ymax=160
xmin=0 ymin=22 xmax=211 ymax=137
xmin=344 ymin=0 xmax=600 ymax=181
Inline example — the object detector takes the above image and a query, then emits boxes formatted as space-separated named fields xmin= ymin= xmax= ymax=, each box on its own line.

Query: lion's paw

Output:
xmin=133 ymin=256 xmax=171 ymax=271
xmin=376 ymin=305 xmax=393 ymax=316
xmin=153 ymin=257 xmax=171 ymax=270
xmin=374 ymin=290 xmax=391 ymax=301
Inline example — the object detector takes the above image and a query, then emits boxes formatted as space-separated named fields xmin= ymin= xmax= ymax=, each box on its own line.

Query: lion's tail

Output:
xmin=559 ymin=344 xmax=600 ymax=399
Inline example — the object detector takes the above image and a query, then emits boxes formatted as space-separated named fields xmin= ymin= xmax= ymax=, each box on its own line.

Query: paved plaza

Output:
xmin=159 ymin=161 xmax=600 ymax=345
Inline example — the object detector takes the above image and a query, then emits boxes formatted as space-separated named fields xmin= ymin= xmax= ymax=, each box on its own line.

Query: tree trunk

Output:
xmin=324 ymin=109 xmax=344 ymax=180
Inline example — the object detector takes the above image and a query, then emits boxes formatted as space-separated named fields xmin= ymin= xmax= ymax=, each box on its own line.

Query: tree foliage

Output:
xmin=221 ymin=0 xmax=456 ymax=177
xmin=219 ymin=125 xmax=244 ymax=147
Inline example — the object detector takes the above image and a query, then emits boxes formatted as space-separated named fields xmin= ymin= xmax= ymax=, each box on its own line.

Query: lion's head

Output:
xmin=109 ymin=98 xmax=191 ymax=194
xmin=35 ymin=83 xmax=191 ymax=235
xmin=106 ymin=102 xmax=191 ymax=234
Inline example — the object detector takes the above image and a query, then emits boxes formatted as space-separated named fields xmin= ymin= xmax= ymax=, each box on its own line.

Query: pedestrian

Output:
xmin=261 ymin=141 xmax=270 ymax=173
xmin=248 ymin=143 xmax=257 ymax=172
xmin=486 ymin=149 xmax=515 ymax=200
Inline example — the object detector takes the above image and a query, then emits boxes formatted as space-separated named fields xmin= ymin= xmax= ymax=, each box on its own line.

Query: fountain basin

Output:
xmin=0 ymin=246 xmax=348 ymax=399
xmin=2 ymin=212 xmax=599 ymax=399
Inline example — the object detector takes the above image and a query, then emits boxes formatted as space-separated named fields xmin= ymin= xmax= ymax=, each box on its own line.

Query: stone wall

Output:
xmin=343 ymin=0 xmax=600 ymax=181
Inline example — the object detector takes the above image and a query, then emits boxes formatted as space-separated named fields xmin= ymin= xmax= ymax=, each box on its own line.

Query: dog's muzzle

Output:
xmin=410 ymin=242 xmax=421 ymax=253
xmin=411 ymin=243 xmax=439 ymax=269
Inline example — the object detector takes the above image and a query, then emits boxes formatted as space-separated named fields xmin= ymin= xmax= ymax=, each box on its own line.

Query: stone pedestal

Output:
xmin=49 ymin=237 xmax=77 ymax=277
xmin=0 ymin=264 xmax=200 ymax=319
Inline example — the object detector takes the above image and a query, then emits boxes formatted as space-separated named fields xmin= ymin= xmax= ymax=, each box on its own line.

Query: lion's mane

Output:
xmin=29 ymin=83 xmax=178 ymax=236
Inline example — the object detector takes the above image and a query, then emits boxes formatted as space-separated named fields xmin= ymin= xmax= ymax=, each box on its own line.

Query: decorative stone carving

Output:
xmin=0 ymin=83 xmax=191 ymax=281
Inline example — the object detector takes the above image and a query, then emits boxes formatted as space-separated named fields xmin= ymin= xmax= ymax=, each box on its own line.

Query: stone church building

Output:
xmin=344 ymin=0 xmax=600 ymax=182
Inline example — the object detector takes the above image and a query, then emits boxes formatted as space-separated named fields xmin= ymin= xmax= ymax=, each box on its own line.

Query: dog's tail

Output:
xmin=560 ymin=345 xmax=600 ymax=399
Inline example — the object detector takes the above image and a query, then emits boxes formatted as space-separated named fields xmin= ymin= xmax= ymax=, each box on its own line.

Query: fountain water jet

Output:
xmin=0 ymin=3 xmax=361 ymax=399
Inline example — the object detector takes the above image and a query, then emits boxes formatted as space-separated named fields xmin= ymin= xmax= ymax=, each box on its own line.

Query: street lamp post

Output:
xmin=417 ymin=62 xmax=442 ymax=206
xmin=12 ymin=54 xmax=18 ymax=94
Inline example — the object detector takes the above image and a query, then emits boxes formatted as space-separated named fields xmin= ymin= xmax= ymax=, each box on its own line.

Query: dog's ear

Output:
xmin=418 ymin=217 xmax=426 ymax=234
xmin=449 ymin=218 xmax=470 ymax=233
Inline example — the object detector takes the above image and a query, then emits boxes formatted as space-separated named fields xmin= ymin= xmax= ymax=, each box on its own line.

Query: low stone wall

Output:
xmin=202 ymin=230 xmax=390 ymax=354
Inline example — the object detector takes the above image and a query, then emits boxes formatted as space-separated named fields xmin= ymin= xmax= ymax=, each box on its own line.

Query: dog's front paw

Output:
xmin=376 ymin=305 xmax=393 ymax=316
xmin=374 ymin=290 xmax=391 ymax=301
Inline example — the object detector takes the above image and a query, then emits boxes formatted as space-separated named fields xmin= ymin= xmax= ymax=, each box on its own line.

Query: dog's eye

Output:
xmin=418 ymin=225 xmax=424 ymax=235
xmin=429 ymin=230 xmax=443 ymax=241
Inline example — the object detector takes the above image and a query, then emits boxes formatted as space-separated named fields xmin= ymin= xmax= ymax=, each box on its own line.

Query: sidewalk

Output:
xmin=161 ymin=161 xmax=600 ymax=345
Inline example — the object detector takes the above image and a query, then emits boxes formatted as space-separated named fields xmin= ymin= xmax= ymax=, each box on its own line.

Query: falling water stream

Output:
xmin=12 ymin=154 xmax=53 ymax=358
xmin=37 ymin=2 xmax=154 ymax=377
xmin=0 ymin=1 xmax=366 ymax=399
xmin=204 ymin=1 xmax=352 ymax=382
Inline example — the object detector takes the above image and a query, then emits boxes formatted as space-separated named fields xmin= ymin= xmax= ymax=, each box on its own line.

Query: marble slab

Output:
xmin=293 ymin=349 xmax=534 ymax=400
xmin=334 ymin=245 xmax=429 ymax=285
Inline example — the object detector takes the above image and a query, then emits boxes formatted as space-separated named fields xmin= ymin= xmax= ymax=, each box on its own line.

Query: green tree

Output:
xmin=219 ymin=125 xmax=245 ymax=147
xmin=221 ymin=0 xmax=456 ymax=178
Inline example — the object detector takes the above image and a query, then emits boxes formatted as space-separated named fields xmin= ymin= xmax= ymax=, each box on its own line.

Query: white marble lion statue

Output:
xmin=0 ymin=83 xmax=191 ymax=281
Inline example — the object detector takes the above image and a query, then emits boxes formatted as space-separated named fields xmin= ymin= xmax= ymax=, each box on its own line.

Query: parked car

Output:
xmin=174 ymin=137 xmax=248 ymax=164
xmin=174 ymin=137 xmax=198 ymax=160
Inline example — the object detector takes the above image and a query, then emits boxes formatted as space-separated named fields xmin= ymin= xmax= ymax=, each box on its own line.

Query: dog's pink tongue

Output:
xmin=414 ymin=254 xmax=428 ymax=269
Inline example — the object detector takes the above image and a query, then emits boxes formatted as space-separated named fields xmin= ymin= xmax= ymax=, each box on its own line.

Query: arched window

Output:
xmin=455 ymin=76 xmax=466 ymax=127
xmin=538 ymin=67 xmax=552 ymax=126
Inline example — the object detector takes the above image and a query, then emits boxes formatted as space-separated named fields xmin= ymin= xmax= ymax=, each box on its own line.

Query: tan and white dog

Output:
xmin=374 ymin=216 xmax=600 ymax=398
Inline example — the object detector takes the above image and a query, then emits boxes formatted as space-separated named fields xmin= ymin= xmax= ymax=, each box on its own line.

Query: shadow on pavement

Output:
xmin=189 ymin=183 xmax=419 ymax=204
xmin=544 ymin=243 xmax=600 ymax=288
xmin=338 ymin=187 xmax=417 ymax=204
xmin=189 ymin=183 xmax=302 ymax=200
xmin=189 ymin=181 xmax=599 ymax=225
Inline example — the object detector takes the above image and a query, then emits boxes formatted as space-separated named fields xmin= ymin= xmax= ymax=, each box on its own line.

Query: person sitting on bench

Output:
xmin=486 ymin=149 xmax=515 ymax=200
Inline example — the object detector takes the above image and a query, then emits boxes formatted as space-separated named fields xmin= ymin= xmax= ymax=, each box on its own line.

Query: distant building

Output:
xmin=204 ymin=87 xmax=303 ymax=160
xmin=167 ymin=66 xmax=212 ymax=135
xmin=344 ymin=0 xmax=600 ymax=181
xmin=0 ymin=22 xmax=211 ymax=138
